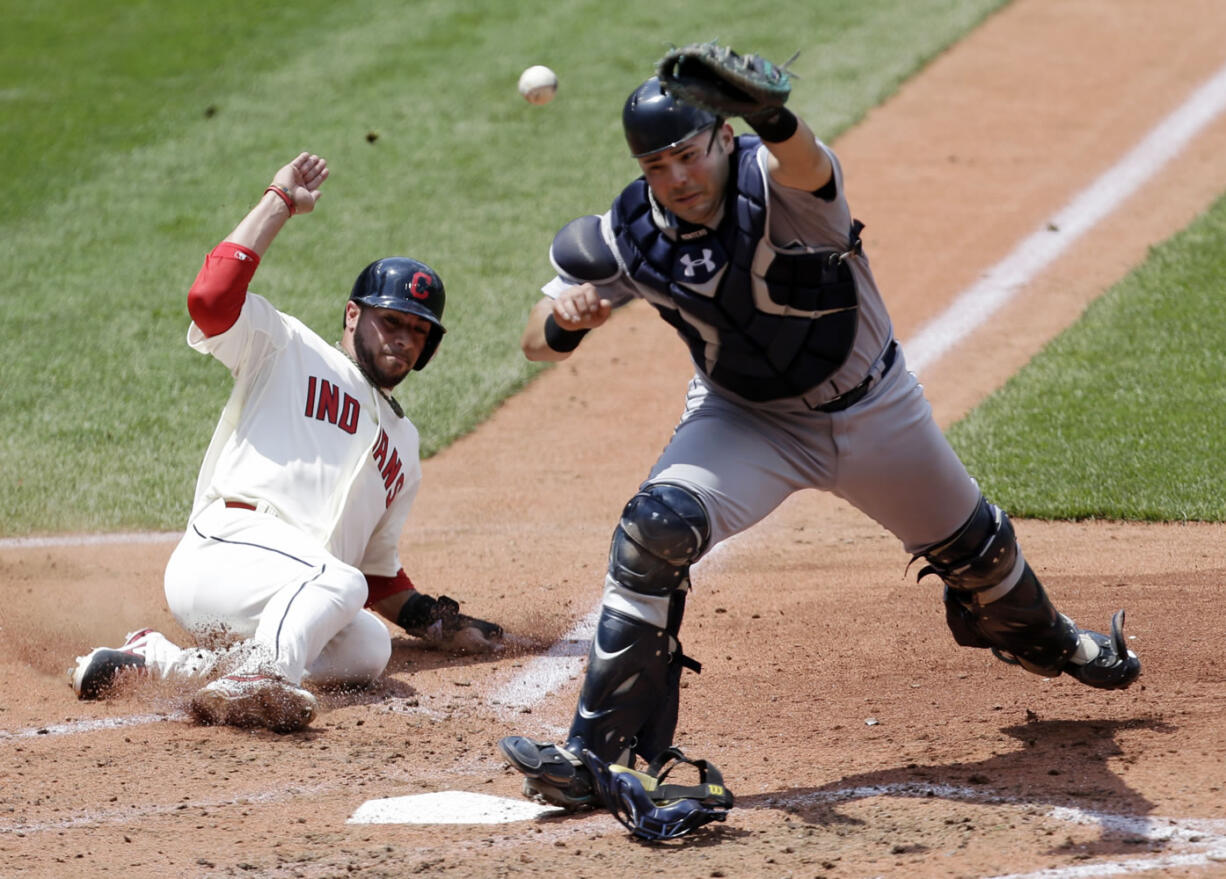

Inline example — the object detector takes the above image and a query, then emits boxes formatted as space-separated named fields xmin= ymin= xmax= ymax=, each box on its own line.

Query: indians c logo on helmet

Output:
xmin=409 ymin=271 xmax=433 ymax=299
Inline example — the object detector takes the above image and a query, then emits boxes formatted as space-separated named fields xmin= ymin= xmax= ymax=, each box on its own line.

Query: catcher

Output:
xmin=499 ymin=43 xmax=1140 ymax=836
xmin=70 ymin=151 xmax=502 ymax=733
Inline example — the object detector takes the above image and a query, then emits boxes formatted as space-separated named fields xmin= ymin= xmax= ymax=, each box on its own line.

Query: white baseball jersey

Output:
xmin=186 ymin=291 xmax=420 ymax=577
xmin=160 ymin=290 xmax=417 ymax=686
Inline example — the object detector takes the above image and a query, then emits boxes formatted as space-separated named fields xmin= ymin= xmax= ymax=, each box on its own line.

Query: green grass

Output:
xmin=0 ymin=0 xmax=1009 ymax=535
xmin=947 ymin=194 xmax=1226 ymax=521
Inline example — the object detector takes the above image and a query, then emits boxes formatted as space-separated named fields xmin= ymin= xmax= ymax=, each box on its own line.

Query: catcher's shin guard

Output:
xmin=941 ymin=562 xmax=1079 ymax=676
xmin=922 ymin=497 xmax=1140 ymax=688
xmin=576 ymin=481 xmax=706 ymax=761
xmin=943 ymin=567 xmax=1141 ymax=688
xmin=568 ymin=605 xmax=693 ymax=766
xmin=498 ymin=603 xmax=694 ymax=812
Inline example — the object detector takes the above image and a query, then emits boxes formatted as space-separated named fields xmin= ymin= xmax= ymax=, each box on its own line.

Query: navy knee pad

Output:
xmin=609 ymin=483 xmax=710 ymax=598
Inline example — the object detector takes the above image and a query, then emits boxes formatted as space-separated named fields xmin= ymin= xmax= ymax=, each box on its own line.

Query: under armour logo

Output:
xmin=679 ymin=249 xmax=716 ymax=277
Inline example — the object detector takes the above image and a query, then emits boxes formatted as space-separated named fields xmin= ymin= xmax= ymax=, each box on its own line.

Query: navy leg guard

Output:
xmin=567 ymin=603 xmax=697 ymax=765
xmin=498 ymin=604 xmax=696 ymax=812
xmin=941 ymin=562 xmax=1078 ymax=676
xmin=920 ymin=497 xmax=1140 ymax=688
xmin=500 ymin=483 xmax=711 ymax=809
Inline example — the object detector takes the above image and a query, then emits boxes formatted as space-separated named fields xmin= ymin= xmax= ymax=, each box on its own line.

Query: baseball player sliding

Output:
xmin=498 ymin=44 xmax=1141 ymax=838
xmin=70 ymin=152 xmax=501 ymax=733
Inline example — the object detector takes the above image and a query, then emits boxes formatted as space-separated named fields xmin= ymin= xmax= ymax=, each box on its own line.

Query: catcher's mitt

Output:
xmin=657 ymin=41 xmax=793 ymax=121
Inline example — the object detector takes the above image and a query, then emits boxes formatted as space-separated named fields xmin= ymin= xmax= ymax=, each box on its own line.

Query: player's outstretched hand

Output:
xmin=270 ymin=152 xmax=329 ymax=216
xmin=554 ymin=283 xmax=612 ymax=331
xmin=401 ymin=594 xmax=504 ymax=654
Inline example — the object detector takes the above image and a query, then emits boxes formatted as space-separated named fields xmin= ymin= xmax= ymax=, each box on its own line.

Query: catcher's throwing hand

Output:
xmin=656 ymin=41 xmax=792 ymax=122
xmin=554 ymin=283 xmax=612 ymax=330
xmin=270 ymin=152 xmax=330 ymax=216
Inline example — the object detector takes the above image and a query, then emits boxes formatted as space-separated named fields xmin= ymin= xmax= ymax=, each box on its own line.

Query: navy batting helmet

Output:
xmin=623 ymin=76 xmax=721 ymax=158
xmin=349 ymin=257 xmax=446 ymax=370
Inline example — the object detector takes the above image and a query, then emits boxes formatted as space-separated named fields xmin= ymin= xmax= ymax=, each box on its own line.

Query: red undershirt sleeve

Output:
xmin=365 ymin=569 xmax=417 ymax=607
xmin=187 ymin=242 xmax=261 ymax=336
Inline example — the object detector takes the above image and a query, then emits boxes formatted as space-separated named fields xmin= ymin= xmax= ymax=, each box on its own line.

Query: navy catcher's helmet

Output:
xmin=349 ymin=257 xmax=446 ymax=370
xmin=623 ymin=76 xmax=721 ymax=158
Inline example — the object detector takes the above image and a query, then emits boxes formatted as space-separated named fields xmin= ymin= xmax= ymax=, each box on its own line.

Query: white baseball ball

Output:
xmin=518 ymin=65 xmax=558 ymax=105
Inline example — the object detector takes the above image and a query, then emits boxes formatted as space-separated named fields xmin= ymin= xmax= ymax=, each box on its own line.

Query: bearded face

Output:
xmin=348 ymin=305 xmax=432 ymax=389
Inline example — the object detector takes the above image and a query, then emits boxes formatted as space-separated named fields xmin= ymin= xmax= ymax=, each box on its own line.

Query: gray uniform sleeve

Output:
xmin=762 ymin=141 xmax=855 ymax=251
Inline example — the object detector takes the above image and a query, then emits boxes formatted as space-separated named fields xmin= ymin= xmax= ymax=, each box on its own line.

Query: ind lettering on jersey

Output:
xmin=302 ymin=377 xmax=405 ymax=507
xmin=370 ymin=428 xmax=406 ymax=508
xmin=304 ymin=376 xmax=360 ymax=434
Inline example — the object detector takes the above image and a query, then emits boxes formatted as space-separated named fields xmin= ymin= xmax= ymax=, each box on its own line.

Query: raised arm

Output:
xmin=759 ymin=114 xmax=833 ymax=192
xmin=657 ymin=43 xmax=832 ymax=192
xmin=225 ymin=152 xmax=329 ymax=257
xmin=187 ymin=152 xmax=330 ymax=336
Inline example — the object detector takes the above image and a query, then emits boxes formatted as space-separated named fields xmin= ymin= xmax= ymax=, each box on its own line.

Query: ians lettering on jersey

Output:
xmin=370 ymin=428 xmax=406 ymax=507
xmin=304 ymin=375 xmax=406 ymax=507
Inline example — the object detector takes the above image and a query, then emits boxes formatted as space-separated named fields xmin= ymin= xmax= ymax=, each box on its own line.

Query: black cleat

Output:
xmin=70 ymin=648 xmax=147 ymax=700
xmin=1063 ymin=610 xmax=1141 ymax=690
xmin=994 ymin=610 xmax=1140 ymax=690
xmin=498 ymin=736 xmax=596 ymax=811
xmin=69 ymin=628 xmax=155 ymax=700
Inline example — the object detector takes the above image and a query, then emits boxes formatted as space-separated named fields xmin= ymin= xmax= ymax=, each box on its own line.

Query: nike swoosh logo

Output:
xmin=592 ymin=642 xmax=633 ymax=662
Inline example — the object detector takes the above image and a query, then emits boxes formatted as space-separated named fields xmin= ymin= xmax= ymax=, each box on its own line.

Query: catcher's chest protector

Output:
xmin=611 ymin=137 xmax=859 ymax=402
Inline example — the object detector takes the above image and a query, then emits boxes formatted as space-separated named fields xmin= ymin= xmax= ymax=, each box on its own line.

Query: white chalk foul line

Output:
xmin=490 ymin=607 xmax=598 ymax=716
xmin=988 ymin=803 xmax=1226 ymax=878
xmin=0 ymin=694 xmax=451 ymax=745
xmin=0 ymin=783 xmax=334 ymax=835
xmin=769 ymin=782 xmax=1226 ymax=879
xmin=0 ymin=531 xmax=179 ymax=549
xmin=990 ymin=850 xmax=1226 ymax=879
xmin=0 ymin=712 xmax=186 ymax=742
xmin=904 ymin=57 xmax=1226 ymax=375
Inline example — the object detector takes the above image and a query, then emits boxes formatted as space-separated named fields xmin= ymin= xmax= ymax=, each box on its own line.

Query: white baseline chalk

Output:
xmin=904 ymin=58 xmax=1226 ymax=375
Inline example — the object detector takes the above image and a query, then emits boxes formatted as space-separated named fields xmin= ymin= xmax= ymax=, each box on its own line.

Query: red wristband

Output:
xmin=263 ymin=184 xmax=295 ymax=216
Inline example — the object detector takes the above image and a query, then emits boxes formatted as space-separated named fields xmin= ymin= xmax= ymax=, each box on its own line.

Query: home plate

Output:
xmin=347 ymin=791 xmax=565 ymax=825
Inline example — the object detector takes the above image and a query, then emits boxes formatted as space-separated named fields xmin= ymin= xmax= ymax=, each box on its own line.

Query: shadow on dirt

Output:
xmin=738 ymin=716 xmax=1175 ymax=856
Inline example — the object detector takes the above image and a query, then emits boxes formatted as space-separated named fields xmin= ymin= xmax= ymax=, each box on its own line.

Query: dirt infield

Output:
xmin=4 ymin=1 xmax=1226 ymax=876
